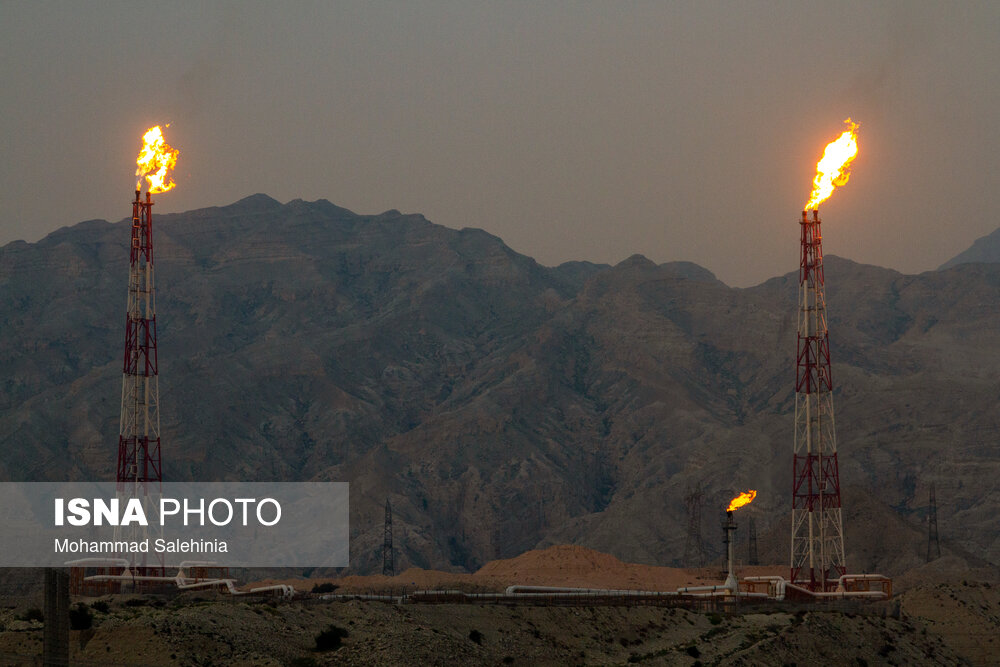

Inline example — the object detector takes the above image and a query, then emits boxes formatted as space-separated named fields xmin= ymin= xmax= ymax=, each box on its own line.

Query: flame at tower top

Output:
xmin=727 ymin=489 xmax=757 ymax=512
xmin=804 ymin=118 xmax=859 ymax=210
xmin=135 ymin=125 xmax=179 ymax=194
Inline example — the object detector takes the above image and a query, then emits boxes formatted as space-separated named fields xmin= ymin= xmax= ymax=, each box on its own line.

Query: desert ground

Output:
xmin=1 ymin=545 xmax=997 ymax=666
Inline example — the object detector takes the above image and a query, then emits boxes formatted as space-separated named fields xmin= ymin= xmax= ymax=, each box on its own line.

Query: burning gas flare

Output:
xmin=804 ymin=118 xmax=859 ymax=210
xmin=726 ymin=490 xmax=757 ymax=512
xmin=135 ymin=125 xmax=179 ymax=194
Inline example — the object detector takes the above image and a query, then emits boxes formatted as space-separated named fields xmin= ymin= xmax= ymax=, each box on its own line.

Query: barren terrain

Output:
xmin=0 ymin=545 xmax=997 ymax=665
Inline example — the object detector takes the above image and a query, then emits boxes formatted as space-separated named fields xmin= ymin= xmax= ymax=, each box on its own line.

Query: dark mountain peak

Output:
xmin=822 ymin=254 xmax=903 ymax=280
xmin=458 ymin=226 xmax=499 ymax=239
xmin=313 ymin=199 xmax=359 ymax=218
xmin=172 ymin=193 xmax=288 ymax=224
xmin=556 ymin=260 xmax=611 ymax=273
xmin=608 ymin=255 xmax=717 ymax=284
xmin=615 ymin=254 xmax=657 ymax=270
xmin=549 ymin=261 xmax=611 ymax=293
xmin=35 ymin=218 xmax=117 ymax=248
xmin=939 ymin=226 xmax=1000 ymax=269
xmin=226 ymin=193 xmax=284 ymax=212
xmin=276 ymin=198 xmax=362 ymax=224
xmin=657 ymin=261 xmax=718 ymax=283
xmin=750 ymin=254 xmax=902 ymax=296
xmin=577 ymin=254 xmax=714 ymax=302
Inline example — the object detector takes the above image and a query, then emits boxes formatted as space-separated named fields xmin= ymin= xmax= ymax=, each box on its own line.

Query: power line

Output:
xmin=383 ymin=499 xmax=395 ymax=576
xmin=927 ymin=482 xmax=941 ymax=562
xmin=684 ymin=484 xmax=707 ymax=566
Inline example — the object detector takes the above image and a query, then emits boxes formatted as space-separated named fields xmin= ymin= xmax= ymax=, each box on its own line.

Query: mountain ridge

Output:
xmin=1 ymin=195 xmax=997 ymax=577
xmin=940 ymin=225 xmax=1000 ymax=269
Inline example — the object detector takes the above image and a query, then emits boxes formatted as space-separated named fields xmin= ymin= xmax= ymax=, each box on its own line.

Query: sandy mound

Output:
xmin=250 ymin=544 xmax=784 ymax=593
xmin=474 ymin=544 xmax=783 ymax=590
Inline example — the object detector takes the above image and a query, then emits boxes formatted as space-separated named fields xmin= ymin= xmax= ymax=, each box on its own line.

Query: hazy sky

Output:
xmin=1 ymin=1 xmax=998 ymax=286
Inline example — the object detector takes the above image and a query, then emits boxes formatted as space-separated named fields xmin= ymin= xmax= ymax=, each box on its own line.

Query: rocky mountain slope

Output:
xmin=1 ymin=195 xmax=998 ymax=575
xmin=940 ymin=226 xmax=1000 ymax=268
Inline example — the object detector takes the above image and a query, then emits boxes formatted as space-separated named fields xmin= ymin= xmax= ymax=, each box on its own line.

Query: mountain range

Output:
xmin=1 ymin=194 xmax=998 ymax=576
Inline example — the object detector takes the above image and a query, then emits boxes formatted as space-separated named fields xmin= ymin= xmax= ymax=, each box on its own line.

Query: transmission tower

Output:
xmin=927 ymin=482 xmax=941 ymax=562
xmin=747 ymin=515 xmax=760 ymax=566
xmin=683 ymin=485 xmax=707 ymax=566
xmin=382 ymin=499 xmax=394 ymax=576
xmin=114 ymin=189 xmax=164 ymax=576
xmin=790 ymin=209 xmax=846 ymax=591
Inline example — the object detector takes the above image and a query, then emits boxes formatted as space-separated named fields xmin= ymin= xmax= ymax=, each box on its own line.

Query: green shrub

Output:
xmin=90 ymin=600 xmax=110 ymax=613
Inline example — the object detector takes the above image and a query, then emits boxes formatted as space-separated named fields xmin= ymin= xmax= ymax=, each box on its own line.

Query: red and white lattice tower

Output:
xmin=114 ymin=189 xmax=164 ymax=574
xmin=790 ymin=209 xmax=846 ymax=591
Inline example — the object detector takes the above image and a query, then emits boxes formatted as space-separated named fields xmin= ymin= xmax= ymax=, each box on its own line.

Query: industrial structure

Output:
xmin=746 ymin=516 xmax=759 ymax=566
xmin=683 ymin=484 xmax=707 ymax=566
xmin=373 ymin=496 xmax=890 ymax=608
xmin=68 ymin=183 xmax=292 ymax=599
xmin=383 ymin=499 xmax=395 ymax=576
xmin=790 ymin=209 xmax=846 ymax=591
xmin=113 ymin=189 xmax=164 ymax=576
xmin=65 ymin=128 xmax=293 ymax=598
xmin=927 ymin=482 xmax=941 ymax=562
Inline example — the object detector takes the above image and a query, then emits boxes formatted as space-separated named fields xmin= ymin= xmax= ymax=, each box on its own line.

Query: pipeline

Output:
xmin=740 ymin=575 xmax=890 ymax=601
xmin=68 ymin=558 xmax=293 ymax=599
xmin=81 ymin=573 xmax=294 ymax=599
xmin=504 ymin=585 xmax=678 ymax=596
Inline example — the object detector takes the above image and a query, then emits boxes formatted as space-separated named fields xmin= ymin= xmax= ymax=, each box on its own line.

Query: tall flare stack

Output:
xmin=113 ymin=126 xmax=178 ymax=577
xmin=114 ymin=189 xmax=163 ymax=574
xmin=790 ymin=209 xmax=846 ymax=590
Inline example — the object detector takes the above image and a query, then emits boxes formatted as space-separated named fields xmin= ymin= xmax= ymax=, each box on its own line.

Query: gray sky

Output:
xmin=1 ymin=1 xmax=997 ymax=286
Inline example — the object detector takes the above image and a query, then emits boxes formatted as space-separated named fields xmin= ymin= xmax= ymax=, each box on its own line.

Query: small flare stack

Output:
xmin=724 ymin=490 xmax=756 ymax=592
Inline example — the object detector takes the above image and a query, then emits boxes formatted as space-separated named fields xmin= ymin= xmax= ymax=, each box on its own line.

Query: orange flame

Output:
xmin=726 ymin=490 xmax=756 ymax=512
xmin=135 ymin=125 xmax=179 ymax=194
xmin=804 ymin=118 xmax=859 ymax=210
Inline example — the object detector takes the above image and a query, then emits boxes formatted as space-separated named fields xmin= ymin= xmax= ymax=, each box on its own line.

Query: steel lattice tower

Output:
xmin=746 ymin=516 xmax=760 ymax=566
xmin=382 ymin=499 xmax=394 ymax=577
xmin=114 ymin=189 xmax=163 ymax=574
xmin=683 ymin=485 xmax=707 ymax=566
xmin=927 ymin=482 xmax=941 ymax=562
xmin=790 ymin=209 xmax=846 ymax=590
